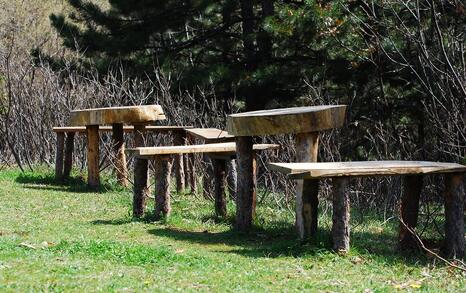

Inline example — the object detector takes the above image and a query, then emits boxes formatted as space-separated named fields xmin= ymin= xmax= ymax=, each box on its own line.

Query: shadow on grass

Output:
xmin=15 ymin=172 xmax=122 ymax=193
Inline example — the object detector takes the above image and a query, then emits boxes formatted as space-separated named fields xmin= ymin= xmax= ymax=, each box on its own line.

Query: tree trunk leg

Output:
xmin=55 ymin=132 xmax=65 ymax=181
xmin=332 ymin=177 xmax=350 ymax=254
xmin=112 ymin=123 xmax=128 ymax=187
xmin=213 ymin=158 xmax=227 ymax=218
xmin=132 ymin=124 xmax=149 ymax=218
xmin=203 ymin=154 xmax=214 ymax=199
xmin=227 ymin=159 xmax=238 ymax=200
xmin=295 ymin=132 xmax=320 ymax=239
xmin=235 ymin=136 xmax=256 ymax=231
xmin=154 ymin=155 xmax=173 ymax=220
xmin=86 ymin=125 xmax=100 ymax=188
xmin=443 ymin=173 xmax=464 ymax=259
xmin=398 ymin=175 xmax=423 ymax=250
xmin=173 ymin=131 xmax=185 ymax=193
xmin=63 ymin=132 xmax=75 ymax=179
xmin=185 ymin=135 xmax=196 ymax=193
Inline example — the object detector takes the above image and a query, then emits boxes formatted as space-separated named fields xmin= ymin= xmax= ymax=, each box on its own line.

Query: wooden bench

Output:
xmin=127 ymin=142 xmax=279 ymax=219
xmin=269 ymin=161 xmax=466 ymax=258
xmin=53 ymin=125 xmax=192 ymax=184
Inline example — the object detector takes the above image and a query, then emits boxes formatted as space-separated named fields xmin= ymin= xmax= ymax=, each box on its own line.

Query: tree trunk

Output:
xmin=295 ymin=132 xmax=320 ymax=239
xmin=154 ymin=155 xmax=173 ymax=220
xmin=133 ymin=124 xmax=149 ymax=218
xmin=63 ymin=132 xmax=75 ymax=179
xmin=86 ymin=125 xmax=100 ymax=188
xmin=112 ymin=123 xmax=128 ymax=187
xmin=173 ymin=131 xmax=185 ymax=193
xmin=55 ymin=132 xmax=64 ymax=181
xmin=213 ymin=158 xmax=227 ymax=218
xmin=332 ymin=177 xmax=350 ymax=254
xmin=443 ymin=173 xmax=464 ymax=259
xmin=185 ymin=135 xmax=197 ymax=193
xmin=202 ymin=154 xmax=214 ymax=199
xmin=235 ymin=136 xmax=256 ymax=231
xmin=398 ymin=175 xmax=423 ymax=250
xmin=227 ymin=159 xmax=237 ymax=200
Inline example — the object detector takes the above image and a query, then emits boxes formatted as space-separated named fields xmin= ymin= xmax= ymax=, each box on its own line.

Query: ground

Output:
xmin=0 ymin=168 xmax=464 ymax=292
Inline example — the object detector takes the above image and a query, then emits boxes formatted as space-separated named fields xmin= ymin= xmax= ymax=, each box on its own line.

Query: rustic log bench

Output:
xmin=53 ymin=125 xmax=192 ymax=188
xmin=269 ymin=161 xmax=466 ymax=258
xmin=127 ymin=142 xmax=278 ymax=219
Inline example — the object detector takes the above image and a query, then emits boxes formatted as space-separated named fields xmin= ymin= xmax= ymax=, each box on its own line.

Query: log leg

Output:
xmin=55 ymin=132 xmax=65 ymax=181
xmin=295 ymin=132 xmax=320 ymax=239
xmin=185 ymin=135 xmax=196 ymax=193
xmin=133 ymin=124 xmax=149 ymax=218
xmin=173 ymin=131 xmax=185 ymax=193
xmin=154 ymin=155 xmax=173 ymax=220
xmin=227 ymin=159 xmax=238 ymax=200
xmin=332 ymin=177 xmax=350 ymax=254
xmin=63 ymin=132 xmax=75 ymax=179
xmin=235 ymin=136 xmax=256 ymax=231
xmin=398 ymin=175 xmax=423 ymax=250
xmin=443 ymin=173 xmax=464 ymax=259
xmin=203 ymin=154 xmax=214 ymax=199
xmin=86 ymin=125 xmax=100 ymax=188
xmin=112 ymin=123 xmax=128 ymax=187
xmin=213 ymin=158 xmax=227 ymax=218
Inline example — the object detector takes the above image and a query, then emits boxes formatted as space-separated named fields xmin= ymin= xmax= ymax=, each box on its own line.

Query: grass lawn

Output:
xmin=0 ymin=168 xmax=464 ymax=292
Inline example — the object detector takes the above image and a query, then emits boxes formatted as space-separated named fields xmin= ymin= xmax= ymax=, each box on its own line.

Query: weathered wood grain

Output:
xmin=226 ymin=105 xmax=347 ymax=136
xmin=55 ymin=132 xmax=65 ymax=180
xmin=398 ymin=175 xmax=423 ymax=250
xmin=173 ymin=131 xmax=186 ymax=192
xmin=112 ymin=123 xmax=128 ymax=187
xmin=269 ymin=161 xmax=466 ymax=179
xmin=185 ymin=135 xmax=197 ymax=193
xmin=154 ymin=155 xmax=173 ymax=220
xmin=86 ymin=125 xmax=100 ymax=188
xmin=443 ymin=173 xmax=464 ymax=258
xmin=133 ymin=124 xmax=149 ymax=218
xmin=69 ymin=105 xmax=166 ymax=126
xmin=213 ymin=159 xmax=227 ymax=218
xmin=185 ymin=128 xmax=234 ymax=142
xmin=332 ymin=177 xmax=350 ymax=254
xmin=53 ymin=125 xmax=191 ymax=133
xmin=63 ymin=132 xmax=75 ymax=179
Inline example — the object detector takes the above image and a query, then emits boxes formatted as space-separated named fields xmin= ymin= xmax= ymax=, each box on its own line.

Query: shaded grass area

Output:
xmin=0 ymin=168 xmax=464 ymax=292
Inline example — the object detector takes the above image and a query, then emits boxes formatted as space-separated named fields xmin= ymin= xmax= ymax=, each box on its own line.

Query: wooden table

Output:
xmin=68 ymin=105 xmax=166 ymax=189
xmin=226 ymin=105 xmax=347 ymax=233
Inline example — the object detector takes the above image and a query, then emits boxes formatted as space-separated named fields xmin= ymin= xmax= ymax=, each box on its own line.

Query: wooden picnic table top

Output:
xmin=69 ymin=105 xmax=166 ymax=126
xmin=185 ymin=128 xmax=234 ymax=142
xmin=127 ymin=142 xmax=279 ymax=157
xmin=269 ymin=161 xmax=466 ymax=179
xmin=226 ymin=105 xmax=347 ymax=136
xmin=53 ymin=125 xmax=192 ymax=133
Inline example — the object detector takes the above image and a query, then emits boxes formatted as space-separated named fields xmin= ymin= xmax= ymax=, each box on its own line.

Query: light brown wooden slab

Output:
xmin=186 ymin=128 xmax=234 ymax=141
xmin=127 ymin=142 xmax=279 ymax=157
xmin=53 ymin=125 xmax=191 ymax=133
xmin=226 ymin=105 xmax=347 ymax=136
xmin=269 ymin=161 xmax=466 ymax=179
xmin=69 ymin=105 xmax=166 ymax=126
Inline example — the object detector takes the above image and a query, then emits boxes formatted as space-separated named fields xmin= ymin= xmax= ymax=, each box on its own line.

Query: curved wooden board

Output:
xmin=226 ymin=105 xmax=347 ymax=136
xmin=69 ymin=105 xmax=166 ymax=126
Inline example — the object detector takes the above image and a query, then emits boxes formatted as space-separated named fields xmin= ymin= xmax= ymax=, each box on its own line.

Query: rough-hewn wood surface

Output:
xmin=112 ymin=123 xmax=128 ymax=187
xmin=332 ymin=177 xmax=350 ymax=253
xmin=127 ymin=142 xmax=279 ymax=157
xmin=185 ymin=135 xmax=197 ymax=193
xmin=132 ymin=124 xmax=149 ymax=218
xmin=226 ymin=105 xmax=347 ymax=136
xmin=63 ymin=132 xmax=75 ymax=179
xmin=154 ymin=156 xmax=173 ymax=220
xmin=235 ymin=136 xmax=257 ymax=231
xmin=69 ymin=105 xmax=166 ymax=126
xmin=213 ymin=159 xmax=227 ymax=217
xmin=173 ymin=132 xmax=186 ymax=192
xmin=186 ymin=128 xmax=235 ymax=142
xmin=227 ymin=160 xmax=237 ymax=200
xmin=269 ymin=161 xmax=466 ymax=179
xmin=55 ymin=132 xmax=65 ymax=180
xmin=86 ymin=125 xmax=100 ymax=188
xmin=443 ymin=173 xmax=464 ymax=258
xmin=295 ymin=132 xmax=320 ymax=239
xmin=53 ymin=125 xmax=191 ymax=133
xmin=398 ymin=175 xmax=423 ymax=250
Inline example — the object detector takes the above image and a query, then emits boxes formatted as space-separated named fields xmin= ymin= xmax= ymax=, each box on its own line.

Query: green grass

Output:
xmin=0 ymin=168 xmax=464 ymax=292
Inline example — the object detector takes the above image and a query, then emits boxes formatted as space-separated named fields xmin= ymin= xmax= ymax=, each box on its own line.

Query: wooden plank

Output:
xmin=186 ymin=128 xmax=234 ymax=142
xmin=53 ymin=125 xmax=192 ymax=133
xmin=226 ymin=105 xmax=346 ymax=136
xmin=69 ymin=105 xmax=166 ymax=126
xmin=127 ymin=142 xmax=279 ymax=157
xmin=269 ymin=161 xmax=466 ymax=179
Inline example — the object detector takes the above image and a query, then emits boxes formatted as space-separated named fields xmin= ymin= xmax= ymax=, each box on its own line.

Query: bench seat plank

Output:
xmin=269 ymin=161 xmax=466 ymax=179
xmin=127 ymin=142 xmax=279 ymax=157
xmin=186 ymin=128 xmax=234 ymax=141
xmin=53 ymin=125 xmax=192 ymax=133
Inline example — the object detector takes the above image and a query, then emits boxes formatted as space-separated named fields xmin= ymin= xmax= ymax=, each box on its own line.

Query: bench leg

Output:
xmin=443 ymin=173 xmax=464 ymax=259
xmin=63 ymin=132 xmax=75 ymax=179
xmin=235 ymin=136 xmax=256 ymax=231
xmin=398 ymin=175 xmax=422 ymax=250
xmin=332 ymin=177 xmax=350 ymax=254
xmin=203 ymin=154 xmax=214 ymax=199
xmin=227 ymin=159 xmax=237 ymax=200
xmin=86 ymin=125 xmax=100 ymax=188
xmin=173 ymin=131 xmax=186 ymax=193
xmin=133 ymin=124 xmax=149 ymax=218
xmin=112 ymin=123 xmax=128 ymax=187
xmin=213 ymin=159 xmax=227 ymax=218
xmin=185 ymin=135 xmax=197 ymax=194
xmin=295 ymin=132 xmax=319 ymax=239
xmin=154 ymin=155 xmax=173 ymax=220
xmin=55 ymin=132 xmax=65 ymax=181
